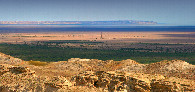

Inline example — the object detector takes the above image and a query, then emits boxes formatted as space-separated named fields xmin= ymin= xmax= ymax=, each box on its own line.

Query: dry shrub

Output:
xmin=27 ymin=60 xmax=49 ymax=66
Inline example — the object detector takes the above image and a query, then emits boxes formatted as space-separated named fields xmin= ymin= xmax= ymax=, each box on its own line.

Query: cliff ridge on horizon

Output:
xmin=0 ymin=20 xmax=157 ymax=25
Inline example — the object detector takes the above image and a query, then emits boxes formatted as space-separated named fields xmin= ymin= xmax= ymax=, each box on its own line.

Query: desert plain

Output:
xmin=0 ymin=31 xmax=194 ymax=44
xmin=0 ymin=28 xmax=195 ymax=92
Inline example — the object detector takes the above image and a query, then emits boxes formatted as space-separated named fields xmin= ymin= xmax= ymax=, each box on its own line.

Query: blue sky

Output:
xmin=0 ymin=0 xmax=195 ymax=25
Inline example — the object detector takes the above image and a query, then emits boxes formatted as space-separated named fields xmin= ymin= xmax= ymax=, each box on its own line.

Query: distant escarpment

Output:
xmin=0 ymin=52 xmax=194 ymax=92
xmin=0 ymin=20 xmax=157 ymax=25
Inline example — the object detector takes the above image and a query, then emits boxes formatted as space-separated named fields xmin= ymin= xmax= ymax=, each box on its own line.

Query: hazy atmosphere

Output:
xmin=0 ymin=0 xmax=195 ymax=25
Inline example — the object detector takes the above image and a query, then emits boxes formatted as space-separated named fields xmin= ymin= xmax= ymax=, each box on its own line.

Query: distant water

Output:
xmin=0 ymin=25 xmax=195 ymax=33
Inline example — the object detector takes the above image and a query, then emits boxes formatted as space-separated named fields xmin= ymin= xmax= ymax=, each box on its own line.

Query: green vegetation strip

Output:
xmin=0 ymin=43 xmax=194 ymax=64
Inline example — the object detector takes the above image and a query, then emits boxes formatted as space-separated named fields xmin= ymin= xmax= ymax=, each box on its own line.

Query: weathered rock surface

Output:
xmin=72 ymin=71 xmax=195 ymax=92
xmin=0 ymin=53 xmax=194 ymax=92
xmin=0 ymin=52 xmax=23 ymax=65
xmin=143 ymin=60 xmax=195 ymax=80
xmin=0 ymin=64 xmax=73 ymax=92
xmin=119 ymin=60 xmax=195 ymax=80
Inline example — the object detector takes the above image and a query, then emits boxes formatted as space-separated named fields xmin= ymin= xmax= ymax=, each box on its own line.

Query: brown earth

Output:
xmin=0 ymin=32 xmax=195 ymax=44
xmin=0 ymin=52 xmax=194 ymax=92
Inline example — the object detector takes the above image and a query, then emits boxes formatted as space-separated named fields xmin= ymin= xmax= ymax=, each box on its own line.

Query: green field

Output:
xmin=0 ymin=43 xmax=194 ymax=64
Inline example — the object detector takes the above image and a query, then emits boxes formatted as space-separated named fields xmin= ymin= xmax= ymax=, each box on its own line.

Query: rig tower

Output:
xmin=100 ymin=32 xmax=103 ymax=39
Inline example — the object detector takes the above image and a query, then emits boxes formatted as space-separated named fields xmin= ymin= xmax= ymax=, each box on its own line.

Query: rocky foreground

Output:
xmin=0 ymin=52 xmax=194 ymax=92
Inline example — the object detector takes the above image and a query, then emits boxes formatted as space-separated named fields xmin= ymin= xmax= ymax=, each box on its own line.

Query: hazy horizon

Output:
xmin=0 ymin=0 xmax=195 ymax=26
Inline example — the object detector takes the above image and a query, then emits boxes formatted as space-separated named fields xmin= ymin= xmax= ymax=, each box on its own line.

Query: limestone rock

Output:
xmin=144 ymin=60 xmax=195 ymax=79
xmin=0 ymin=52 xmax=194 ymax=92
xmin=0 ymin=52 xmax=23 ymax=65
xmin=45 ymin=76 xmax=73 ymax=88
xmin=72 ymin=71 xmax=194 ymax=92
xmin=0 ymin=64 xmax=73 ymax=92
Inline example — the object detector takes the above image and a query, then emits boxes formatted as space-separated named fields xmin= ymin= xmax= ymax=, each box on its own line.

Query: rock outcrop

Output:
xmin=72 ymin=71 xmax=195 ymax=92
xmin=143 ymin=60 xmax=195 ymax=80
xmin=0 ymin=53 xmax=194 ymax=92
xmin=0 ymin=64 xmax=73 ymax=92
xmin=118 ymin=60 xmax=195 ymax=80
xmin=0 ymin=52 xmax=23 ymax=65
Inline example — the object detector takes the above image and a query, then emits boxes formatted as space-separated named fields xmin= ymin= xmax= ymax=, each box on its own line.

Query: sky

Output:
xmin=0 ymin=0 xmax=195 ymax=26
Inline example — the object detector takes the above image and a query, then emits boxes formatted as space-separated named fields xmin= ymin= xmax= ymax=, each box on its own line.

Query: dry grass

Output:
xmin=27 ymin=60 xmax=49 ymax=66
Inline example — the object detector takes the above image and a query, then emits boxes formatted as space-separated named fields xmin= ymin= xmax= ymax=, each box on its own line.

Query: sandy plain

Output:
xmin=0 ymin=31 xmax=194 ymax=44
